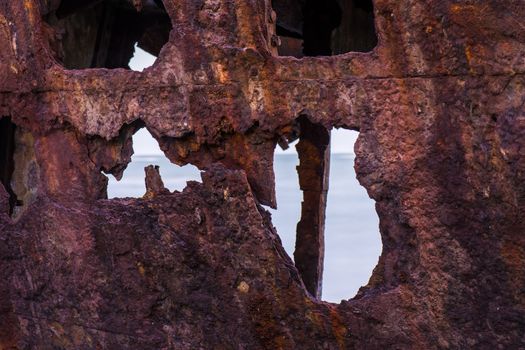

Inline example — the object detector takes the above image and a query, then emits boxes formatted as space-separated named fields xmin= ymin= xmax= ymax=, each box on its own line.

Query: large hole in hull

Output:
xmin=106 ymin=128 xmax=201 ymax=199
xmin=323 ymin=129 xmax=381 ymax=302
xmin=272 ymin=128 xmax=381 ymax=302
xmin=271 ymin=139 xmax=301 ymax=256
xmin=273 ymin=0 xmax=377 ymax=57
xmin=129 ymin=44 xmax=157 ymax=72
xmin=271 ymin=0 xmax=380 ymax=301
xmin=43 ymin=0 xmax=171 ymax=69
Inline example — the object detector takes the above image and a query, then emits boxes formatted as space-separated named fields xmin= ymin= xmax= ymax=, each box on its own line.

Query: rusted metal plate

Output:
xmin=1 ymin=0 xmax=525 ymax=348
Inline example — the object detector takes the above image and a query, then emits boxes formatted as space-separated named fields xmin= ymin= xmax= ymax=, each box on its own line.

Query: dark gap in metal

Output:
xmin=332 ymin=0 xmax=377 ymax=54
xmin=302 ymin=0 xmax=342 ymax=56
xmin=45 ymin=0 xmax=171 ymax=69
xmin=272 ymin=0 xmax=377 ymax=57
xmin=0 ymin=117 xmax=19 ymax=215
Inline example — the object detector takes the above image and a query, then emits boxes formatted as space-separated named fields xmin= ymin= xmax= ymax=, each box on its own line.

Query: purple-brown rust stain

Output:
xmin=0 ymin=0 xmax=525 ymax=348
xmin=294 ymin=116 xmax=330 ymax=299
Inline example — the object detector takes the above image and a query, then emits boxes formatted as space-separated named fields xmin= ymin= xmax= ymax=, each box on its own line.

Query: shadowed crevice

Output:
xmin=43 ymin=0 xmax=171 ymax=69
xmin=0 ymin=117 xmax=17 ymax=215
xmin=332 ymin=0 xmax=378 ymax=54
xmin=272 ymin=0 xmax=377 ymax=57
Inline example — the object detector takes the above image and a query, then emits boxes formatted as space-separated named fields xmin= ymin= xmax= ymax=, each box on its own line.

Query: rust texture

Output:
xmin=294 ymin=117 xmax=330 ymax=299
xmin=1 ymin=0 xmax=525 ymax=349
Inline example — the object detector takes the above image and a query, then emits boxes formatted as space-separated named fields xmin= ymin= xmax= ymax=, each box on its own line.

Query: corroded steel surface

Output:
xmin=1 ymin=0 xmax=525 ymax=348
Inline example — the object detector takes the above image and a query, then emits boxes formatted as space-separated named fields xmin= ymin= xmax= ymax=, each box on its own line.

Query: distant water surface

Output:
xmin=107 ymin=153 xmax=381 ymax=303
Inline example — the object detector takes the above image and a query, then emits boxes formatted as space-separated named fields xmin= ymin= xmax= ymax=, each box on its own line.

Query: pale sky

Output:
xmin=278 ymin=129 xmax=357 ymax=155
xmin=129 ymin=44 xmax=157 ymax=72
xmin=133 ymin=127 xmax=357 ymax=156
xmin=129 ymin=47 xmax=358 ymax=156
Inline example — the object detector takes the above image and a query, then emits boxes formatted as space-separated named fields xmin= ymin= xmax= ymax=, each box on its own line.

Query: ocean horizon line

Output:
xmin=132 ymin=152 xmax=356 ymax=158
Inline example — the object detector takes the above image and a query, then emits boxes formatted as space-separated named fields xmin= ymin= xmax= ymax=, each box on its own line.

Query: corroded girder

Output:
xmin=294 ymin=117 xmax=331 ymax=298
xmin=1 ymin=0 xmax=525 ymax=348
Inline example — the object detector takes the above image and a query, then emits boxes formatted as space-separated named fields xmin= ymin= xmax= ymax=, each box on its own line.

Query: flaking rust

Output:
xmin=0 ymin=0 xmax=524 ymax=349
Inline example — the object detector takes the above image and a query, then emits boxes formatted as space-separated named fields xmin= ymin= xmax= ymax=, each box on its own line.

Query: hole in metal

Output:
xmin=44 ymin=0 xmax=171 ymax=69
xmin=272 ymin=0 xmax=377 ymax=57
xmin=107 ymin=128 xmax=200 ymax=198
xmin=273 ymin=126 xmax=381 ymax=302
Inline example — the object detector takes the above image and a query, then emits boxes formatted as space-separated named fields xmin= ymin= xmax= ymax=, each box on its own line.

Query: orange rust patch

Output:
xmin=248 ymin=295 xmax=294 ymax=349
xmin=500 ymin=241 xmax=524 ymax=268
xmin=465 ymin=46 xmax=473 ymax=65
xmin=500 ymin=240 xmax=525 ymax=304
xmin=450 ymin=4 xmax=460 ymax=13
xmin=137 ymin=262 xmax=146 ymax=276
xmin=24 ymin=0 xmax=33 ymax=11
xmin=329 ymin=306 xmax=348 ymax=349
xmin=450 ymin=4 xmax=477 ymax=14
xmin=24 ymin=0 xmax=36 ymax=26
xmin=464 ymin=45 xmax=479 ymax=74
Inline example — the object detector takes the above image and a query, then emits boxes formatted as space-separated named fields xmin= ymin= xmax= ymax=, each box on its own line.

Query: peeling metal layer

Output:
xmin=1 ymin=0 xmax=525 ymax=348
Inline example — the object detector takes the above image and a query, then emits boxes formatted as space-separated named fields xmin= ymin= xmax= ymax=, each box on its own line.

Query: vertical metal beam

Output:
xmin=294 ymin=117 xmax=330 ymax=298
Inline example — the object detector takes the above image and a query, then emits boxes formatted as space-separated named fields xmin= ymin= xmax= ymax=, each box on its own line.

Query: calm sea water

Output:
xmin=107 ymin=154 xmax=381 ymax=303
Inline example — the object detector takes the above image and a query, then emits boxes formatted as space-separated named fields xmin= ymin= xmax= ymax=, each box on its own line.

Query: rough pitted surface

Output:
xmin=1 ymin=0 xmax=525 ymax=349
